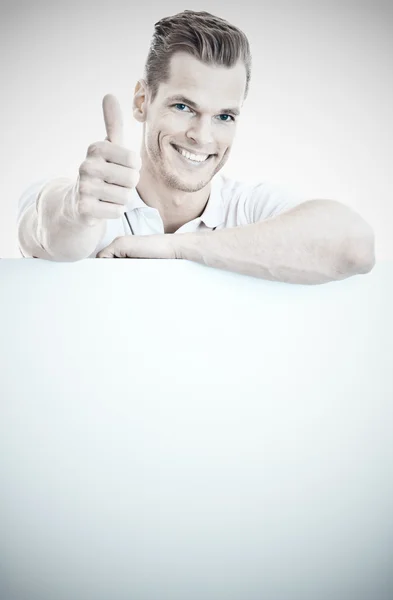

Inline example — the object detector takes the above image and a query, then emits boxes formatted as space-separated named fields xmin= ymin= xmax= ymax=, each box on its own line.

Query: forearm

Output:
xmin=172 ymin=200 xmax=375 ymax=284
xmin=17 ymin=178 xmax=105 ymax=261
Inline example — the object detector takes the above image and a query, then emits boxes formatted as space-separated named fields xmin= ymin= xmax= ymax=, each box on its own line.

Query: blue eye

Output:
xmin=174 ymin=103 xmax=190 ymax=111
xmin=218 ymin=114 xmax=234 ymax=122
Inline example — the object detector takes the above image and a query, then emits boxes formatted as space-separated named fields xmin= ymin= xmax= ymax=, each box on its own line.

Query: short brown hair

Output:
xmin=144 ymin=10 xmax=252 ymax=102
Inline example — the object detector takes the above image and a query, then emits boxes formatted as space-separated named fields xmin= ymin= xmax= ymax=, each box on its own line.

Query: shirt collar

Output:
xmin=198 ymin=174 xmax=225 ymax=228
xmin=125 ymin=174 xmax=225 ymax=229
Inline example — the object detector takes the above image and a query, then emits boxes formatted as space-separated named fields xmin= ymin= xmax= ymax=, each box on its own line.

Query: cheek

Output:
xmin=166 ymin=114 xmax=191 ymax=135
xmin=156 ymin=110 xmax=188 ymax=134
xmin=216 ymin=127 xmax=235 ymax=148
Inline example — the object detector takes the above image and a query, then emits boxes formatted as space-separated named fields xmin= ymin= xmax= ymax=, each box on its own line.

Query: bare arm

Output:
xmin=97 ymin=199 xmax=376 ymax=285
xmin=173 ymin=199 xmax=376 ymax=284
xmin=17 ymin=178 xmax=105 ymax=261
xmin=17 ymin=95 xmax=141 ymax=262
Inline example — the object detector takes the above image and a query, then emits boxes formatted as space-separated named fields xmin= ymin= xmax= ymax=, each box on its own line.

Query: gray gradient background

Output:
xmin=0 ymin=0 xmax=392 ymax=257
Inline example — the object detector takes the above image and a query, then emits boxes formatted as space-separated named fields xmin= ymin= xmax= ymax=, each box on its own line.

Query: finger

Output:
xmin=102 ymin=162 xmax=140 ymax=188
xmin=79 ymin=195 xmax=126 ymax=220
xmin=97 ymin=238 xmax=128 ymax=258
xmin=102 ymin=94 xmax=124 ymax=145
xmin=80 ymin=156 xmax=140 ymax=187
xmin=86 ymin=141 xmax=141 ymax=169
xmin=79 ymin=179 xmax=130 ymax=206
xmin=97 ymin=244 xmax=116 ymax=258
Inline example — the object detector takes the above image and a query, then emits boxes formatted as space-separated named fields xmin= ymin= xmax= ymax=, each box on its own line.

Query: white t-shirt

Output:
xmin=17 ymin=173 xmax=306 ymax=258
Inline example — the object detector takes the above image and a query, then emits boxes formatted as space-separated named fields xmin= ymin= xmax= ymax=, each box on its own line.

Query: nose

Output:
xmin=186 ymin=116 xmax=214 ymax=147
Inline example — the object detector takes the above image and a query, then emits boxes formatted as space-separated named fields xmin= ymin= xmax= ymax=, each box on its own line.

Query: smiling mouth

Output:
xmin=171 ymin=143 xmax=215 ymax=164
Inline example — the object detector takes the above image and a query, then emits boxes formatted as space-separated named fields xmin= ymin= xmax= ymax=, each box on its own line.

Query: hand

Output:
xmin=72 ymin=94 xmax=142 ymax=226
xmin=97 ymin=234 xmax=178 ymax=259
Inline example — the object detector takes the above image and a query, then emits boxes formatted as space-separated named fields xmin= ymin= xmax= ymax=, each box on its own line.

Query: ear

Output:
xmin=133 ymin=79 xmax=148 ymax=123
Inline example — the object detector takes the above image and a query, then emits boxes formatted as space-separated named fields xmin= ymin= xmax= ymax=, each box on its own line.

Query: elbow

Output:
xmin=351 ymin=256 xmax=375 ymax=275
xmin=346 ymin=226 xmax=376 ymax=275
xmin=356 ymin=250 xmax=376 ymax=274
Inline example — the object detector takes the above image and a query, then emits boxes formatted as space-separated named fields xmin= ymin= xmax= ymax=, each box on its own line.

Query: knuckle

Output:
xmin=78 ymin=179 xmax=92 ymax=196
xmin=77 ymin=199 xmax=89 ymax=216
xmin=78 ymin=161 xmax=89 ymax=177
xmin=87 ymin=142 xmax=102 ymax=157
xmin=80 ymin=157 xmax=105 ymax=180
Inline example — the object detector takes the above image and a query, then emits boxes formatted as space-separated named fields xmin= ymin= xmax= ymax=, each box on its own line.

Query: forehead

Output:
xmin=156 ymin=52 xmax=247 ymax=110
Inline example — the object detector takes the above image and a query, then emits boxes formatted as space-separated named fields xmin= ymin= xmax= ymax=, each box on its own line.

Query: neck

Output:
xmin=136 ymin=164 xmax=212 ymax=234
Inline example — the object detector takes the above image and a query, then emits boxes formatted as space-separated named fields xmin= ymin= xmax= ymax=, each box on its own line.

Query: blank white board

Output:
xmin=0 ymin=259 xmax=392 ymax=600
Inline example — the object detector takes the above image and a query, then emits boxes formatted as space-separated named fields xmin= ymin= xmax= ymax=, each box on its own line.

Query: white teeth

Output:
xmin=176 ymin=146 xmax=209 ymax=162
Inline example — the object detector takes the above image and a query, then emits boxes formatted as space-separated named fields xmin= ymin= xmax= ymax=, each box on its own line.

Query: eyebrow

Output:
xmin=166 ymin=95 xmax=240 ymax=116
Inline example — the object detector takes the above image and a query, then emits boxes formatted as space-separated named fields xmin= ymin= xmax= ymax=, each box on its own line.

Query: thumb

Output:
xmin=102 ymin=94 xmax=124 ymax=145
xmin=97 ymin=240 xmax=117 ymax=258
xmin=97 ymin=236 xmax=128 ymax=258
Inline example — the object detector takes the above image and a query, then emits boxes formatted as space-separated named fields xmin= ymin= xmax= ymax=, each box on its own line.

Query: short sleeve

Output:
xmin=219 ymin=176 xmax=308 ymax=228
xmin=17 ymin=180 xmax=51 ymax=224
xmin=246 ymin=181 xmax=307 ymax=222
xmin=17 ymin=180 xmax=51 ymax=257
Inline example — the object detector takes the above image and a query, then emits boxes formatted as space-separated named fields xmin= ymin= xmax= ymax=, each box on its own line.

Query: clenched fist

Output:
xmin=75 ymin=94 xmax=142 ymax=225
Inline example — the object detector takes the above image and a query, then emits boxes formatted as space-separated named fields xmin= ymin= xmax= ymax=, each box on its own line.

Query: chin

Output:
xmin=161 ymin=161 xmax=216 ymax=192
xmin=164 ymin=173 xmax=211 ymax=193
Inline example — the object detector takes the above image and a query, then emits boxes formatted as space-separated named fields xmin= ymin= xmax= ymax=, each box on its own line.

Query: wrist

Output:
xmin=142 ymin=233 xmax=180 ymax=259
xmin=36 ymin=177 xmax=105 ymax=259
xmin=171 ymin=230 xmax=207 ymax=261
xmin=61 ymin=177 xmax=100 ymax=228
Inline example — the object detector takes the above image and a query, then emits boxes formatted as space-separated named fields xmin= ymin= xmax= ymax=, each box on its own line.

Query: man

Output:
xmin=17 ymin=10 xmax=375 ymax=284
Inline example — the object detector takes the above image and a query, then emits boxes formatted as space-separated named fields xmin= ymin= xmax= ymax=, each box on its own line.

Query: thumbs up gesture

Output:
xmin=75 ymin=94 xmax=141 ymax=225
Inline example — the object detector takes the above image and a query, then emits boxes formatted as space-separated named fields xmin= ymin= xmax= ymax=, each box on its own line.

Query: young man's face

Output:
xmin=140 ymin=52 xmax=247 ymax=193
